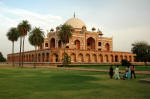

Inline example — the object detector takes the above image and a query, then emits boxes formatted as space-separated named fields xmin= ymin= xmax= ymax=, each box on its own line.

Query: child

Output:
xmin=115 ymin=65 xmax=120 ymax=80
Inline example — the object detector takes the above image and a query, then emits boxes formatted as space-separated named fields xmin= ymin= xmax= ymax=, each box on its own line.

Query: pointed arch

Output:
xmin=99 ymin=54 xmax=103 ymax=62
xmin=92 ymin=54 xmax=97 ymax=62
xmin=74 ymin=40 xmax=80 ymax=49
xmin=78 ymin=53 xmax=83 ymax=62
xmin=52 ymin=53 xmax=58 ymax=62
xmin=87 ymin=37 xmax=95 ymax=50
xmin=71 ymin=53 xmax=76 ymax=62
xmin=58 ymin=40 xmax=62 ymax=48
xmin=105 ymin=43 xmax=110 ymax=51
xmin=50 ymin=38 xmax=55 ymax=48
xmin=85 ymin=54 xmax=90 ymax=62
xmin=105 ymin=54 xmax=109 ymax=62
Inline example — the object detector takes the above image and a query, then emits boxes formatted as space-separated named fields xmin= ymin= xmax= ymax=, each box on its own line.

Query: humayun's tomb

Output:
xmin=7 ymin=15 xmax=136 ymax=63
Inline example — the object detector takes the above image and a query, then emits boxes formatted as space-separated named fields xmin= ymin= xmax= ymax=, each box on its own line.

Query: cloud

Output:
xmin=0 ymin=5 xmax=63 ymax=32
xmin=0 ymin=2 xmax=63 ymax=57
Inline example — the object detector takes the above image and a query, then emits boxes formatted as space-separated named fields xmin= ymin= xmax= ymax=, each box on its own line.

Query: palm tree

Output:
xmin=17 ymin=20 xmax=31 ymax=67
xmin=57 ymin=24 xmax=73 ymax=64
xmin=6 ymin=27 xmax=19 ymax=67
xmin=28 ymin=27 xmax=44 ymax=68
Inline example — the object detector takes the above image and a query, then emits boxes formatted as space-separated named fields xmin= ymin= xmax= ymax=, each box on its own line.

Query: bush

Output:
xmin=62 ymin=53 xmax=71 ymax=66
xmin=121 ymin=59 xmax=131 ymax=66
xmin=0 ymin=52 xmax=6 ymax=62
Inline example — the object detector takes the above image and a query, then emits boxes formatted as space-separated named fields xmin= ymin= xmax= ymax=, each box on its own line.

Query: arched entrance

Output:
xmin=38 ymin=53 xmax=41 ymax=62
xmin=129 ymin=56 xmax=132 ymax=62
xmin=115 ymin=55 xmax=118 ymax=62
xmin=46 ymin=53 xmax=49 ymax=62
xmin=58 ymin=40 xmax=62 ymax=48
xmin=74 ymin=40 xmax=80 ymax=49
xmin=105 ymin=55 xmax=109 ymax=62
xmin=78 ymin=53 xmax=83 ymax=62
xmin=120 ymin=55 xmax=123 ymax=61
xmin=105 ymin=43 xmax=110 ymax=51
xmin=110 ymin=55 xmax=113 ymax=62
xmin=52 ymin=53 xmax=58 ymax=62
xmin=99 ymin=54 xmax=103 ymax=62
xmin=42 ymin=53 xmax=45 ymax=62
xmin=92 ymin=54 xmax=97 ymax=62
xmin=87 ymin=37 xmax=95 ymax=50
xmin=29 ymin=55 xmax=31 ymax=62
xmin=32 ymin=54 xmax=34 ymax=62
xmin=50 ymin=38 xmax=55 ymax=48
xmin=85 ymin=54 xmax=90 ymax=62
xmin=71 ymin=53 xmax=76 ymax=62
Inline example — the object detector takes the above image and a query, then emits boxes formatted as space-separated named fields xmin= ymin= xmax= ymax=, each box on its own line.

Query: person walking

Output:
xmin=115 ymin=65 xmax=120 ymax=80
xmin=130 ymin=65 xmax=136 ymax=79
xmin=127 ymin=66 xmax=131 ymax=80
xmin=109 ymin=65 xmax=114 ymax=79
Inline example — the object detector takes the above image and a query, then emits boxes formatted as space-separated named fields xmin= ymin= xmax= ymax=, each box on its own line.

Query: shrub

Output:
xmin=62 ymin=53 xmax=71 ymax=66
xmin=121 ymin=59 xmax=131 ymax=66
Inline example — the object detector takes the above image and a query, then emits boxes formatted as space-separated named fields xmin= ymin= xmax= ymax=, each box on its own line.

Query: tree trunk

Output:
xmin=19 ymin=37 xmax=22 ymax=67
xmin=34 ymin=46 xmax=37 ymax=68
xmin=63 ymin=43 xmax=66 ymax=66
xmin=22 ymin=36 xmax=25 ymax=67
xmin=12 ymin=41 xmax=14 ymax=67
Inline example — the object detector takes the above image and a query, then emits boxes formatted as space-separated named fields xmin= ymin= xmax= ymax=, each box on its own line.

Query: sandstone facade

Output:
xmin=7 ymin=16 xmax=136 ymax=63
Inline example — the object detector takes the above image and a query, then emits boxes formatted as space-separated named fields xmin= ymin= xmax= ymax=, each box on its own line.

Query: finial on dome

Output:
xmin=74 ymin=12 xmax=75 ymax=18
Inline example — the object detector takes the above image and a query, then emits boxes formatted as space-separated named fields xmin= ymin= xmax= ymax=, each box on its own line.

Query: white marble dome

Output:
xmin=65 ymin=17 xmax=86 ymax=29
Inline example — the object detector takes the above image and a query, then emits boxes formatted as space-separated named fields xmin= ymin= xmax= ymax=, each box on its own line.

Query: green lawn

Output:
xmin=67 ymin=65 xmax=150 ymax=71
xmin=0 ymin=67 xmax=150 ymax=99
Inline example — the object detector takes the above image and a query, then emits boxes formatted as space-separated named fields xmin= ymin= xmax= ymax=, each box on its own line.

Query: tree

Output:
xmin=62 ymin=53 xmax=71 ymax=66
xmin=57 ymin=24 xmax=73 ymax=65
xmin=6 ymin=27 xmax=19 ymax=66
xmin=28 ymin=27 xmax=44 ymax=68
xmin=131 ymin=41 xmax=150 ymax=65
xmin=121 ymin=59 xmax=131 ymax=66
xmin=0 ymin=52 xmax=6 ymax=62
xmin=17 ymin=20 xmax=31 ymax=67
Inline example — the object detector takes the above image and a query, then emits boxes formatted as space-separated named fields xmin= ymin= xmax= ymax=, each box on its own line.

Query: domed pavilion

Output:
xmin=7 ymin=15 xmax=135 ymax=63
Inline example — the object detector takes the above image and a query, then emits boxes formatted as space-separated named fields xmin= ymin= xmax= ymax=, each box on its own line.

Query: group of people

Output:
xmin=109 ymin=65 xmax=136 ymax=80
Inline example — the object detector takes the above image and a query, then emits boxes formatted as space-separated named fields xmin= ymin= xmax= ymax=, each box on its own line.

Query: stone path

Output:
xmin=47 ymin=66 xmax=150 ymax=75
xmin=1 ymin=65 xmax=150 ymax=75
xmin=19 ymin=65 xmax=150 ymax=75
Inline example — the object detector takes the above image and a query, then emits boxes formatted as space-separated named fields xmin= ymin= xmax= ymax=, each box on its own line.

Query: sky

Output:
xmin=0 ymin=0 xmax=150 ymax=58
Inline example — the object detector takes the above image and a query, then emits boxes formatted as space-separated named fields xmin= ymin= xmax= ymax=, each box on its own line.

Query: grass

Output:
xmin=0 ymin=67 xmax=150 ymax=99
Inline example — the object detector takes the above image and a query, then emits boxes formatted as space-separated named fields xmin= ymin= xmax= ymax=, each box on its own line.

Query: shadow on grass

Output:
xmin=32 ymin=74 xmax=109 ymax=91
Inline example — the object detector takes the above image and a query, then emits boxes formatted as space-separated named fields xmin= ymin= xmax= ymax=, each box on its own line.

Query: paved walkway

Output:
xmin=1 ymin=65 xmax=150 ymax=75
xmin=18 ymin=65 xmax=150 ymax=75
xmin=47 ymin=66 xmax=150 ymax=75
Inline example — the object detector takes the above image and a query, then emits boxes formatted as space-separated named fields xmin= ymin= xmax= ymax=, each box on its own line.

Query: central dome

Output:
xmin=65 ymin=17 xmax=86 ymax=29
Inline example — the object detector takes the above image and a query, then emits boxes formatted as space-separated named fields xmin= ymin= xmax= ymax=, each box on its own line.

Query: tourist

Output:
xmin=109 ymin=65 xmax=114 ymax=79
xmin=127 ymin=66 xmax=131 ymax=80
xmin=122 ymin=67 xmax=129 ymax=80
xmin=130 ymin=65 xmax=136 ymax=79
xmin=115 ymin=65 xmax=120 ymax=80
xmin=125 ymin=67 xmax=129 ymax=78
